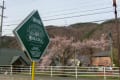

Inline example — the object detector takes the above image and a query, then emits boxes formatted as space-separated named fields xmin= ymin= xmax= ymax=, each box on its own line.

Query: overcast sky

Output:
xmin=1 ymin=0 xmax=120 ymax=36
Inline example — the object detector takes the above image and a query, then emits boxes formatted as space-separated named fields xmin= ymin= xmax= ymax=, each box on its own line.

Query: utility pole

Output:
xmin=108 ymin=32 xmax=113 ymax=66
xmin=0 ymin=0 xmax=5 ymax=37
xmin=112 ymin=0 xmax=120 ymax=78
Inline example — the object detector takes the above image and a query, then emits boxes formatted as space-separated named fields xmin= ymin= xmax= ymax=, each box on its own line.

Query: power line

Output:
xmin=3 ymin=23 xmax=18 ymax=26
xmin=2 ymin=9 xmax=120 ymax=27
xmin=42 ymin=6 xmax=113 ymax=18
xmin=4 ymin=9 xmax=119 ymax=26
xmin=43 ymin=10 xmax=117 ymax=21
xmin=3 ymin=6 xmax=114 ymax=24
xmin=2 ymin=18 xmax=119 ymax=28
xmin=41 ymin=0 xmax=111 ymax=15
xmin=2 ymin=17 xmax=119 ymax=36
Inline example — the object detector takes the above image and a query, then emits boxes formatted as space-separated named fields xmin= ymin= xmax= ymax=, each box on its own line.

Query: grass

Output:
xmin=77 ymin=76 xmax=119 ymax=80
xmin=0 ymin=74 xmax=119 ymax=80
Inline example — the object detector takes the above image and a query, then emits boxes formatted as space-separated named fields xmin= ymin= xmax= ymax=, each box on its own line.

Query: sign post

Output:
xmin=13 ymin=10 xmax=50 ymax=80
xmin=32 ymin=61 xmax=35 ymax=80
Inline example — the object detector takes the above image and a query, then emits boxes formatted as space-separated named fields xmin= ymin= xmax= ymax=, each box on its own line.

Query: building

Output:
xmin=92 ymin=51 xmax=112 ymax=67
xmin=0 ymin=48 xmax=31 ymax=73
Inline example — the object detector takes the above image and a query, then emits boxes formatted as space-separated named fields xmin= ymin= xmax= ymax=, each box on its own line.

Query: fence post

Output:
xmin=10 ymin=65 xmax=13 ymax=75
xmin=51 ymin=66 xmax=53 ymax=77
xmin=75 ymin=66 xmax=77 ymax=80
xmin=104 ymin=67 xmax=106 ymax=80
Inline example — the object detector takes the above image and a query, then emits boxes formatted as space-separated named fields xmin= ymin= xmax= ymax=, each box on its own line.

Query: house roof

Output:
xmin=10 ymin=56 xmax=20 ymax=65
xmin=0 ymin=48 xmax=31 ymax=65
xmin=92 ymin=51 xmax=110 ymax=57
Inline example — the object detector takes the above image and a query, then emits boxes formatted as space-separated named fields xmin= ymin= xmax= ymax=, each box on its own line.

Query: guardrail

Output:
xmin=0 ymin=65 xmax=119 ymax=79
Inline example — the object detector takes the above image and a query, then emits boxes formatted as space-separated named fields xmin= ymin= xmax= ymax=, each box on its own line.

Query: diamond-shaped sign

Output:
xmin=13 ymin=10 xmax=50 ymax=62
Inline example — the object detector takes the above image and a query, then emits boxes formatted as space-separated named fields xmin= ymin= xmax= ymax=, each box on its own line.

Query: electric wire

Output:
xmin=42 ymin=10 xmax=119 ymax=21
xmin=41 ymin=0 xmax=111 ymax=15
xmin=42 ymin=6 xmax=113 ymax=18
xmin=3 ymin=9 xmax=120 ymax=27
xmin=2 ymin=18 xmax=119 ymax=30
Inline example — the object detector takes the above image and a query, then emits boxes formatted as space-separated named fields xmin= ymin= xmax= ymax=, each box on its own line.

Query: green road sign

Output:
xmin=13 ymin=10 xmax=50 ymax=61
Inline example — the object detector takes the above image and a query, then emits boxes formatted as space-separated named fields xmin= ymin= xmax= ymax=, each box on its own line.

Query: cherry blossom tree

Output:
xmin=40 ymin=34 xmax=109 ymax=67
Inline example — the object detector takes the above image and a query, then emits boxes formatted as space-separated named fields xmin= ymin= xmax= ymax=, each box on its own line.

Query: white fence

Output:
xmin=0 ymin=65 xmax=119 ymax=79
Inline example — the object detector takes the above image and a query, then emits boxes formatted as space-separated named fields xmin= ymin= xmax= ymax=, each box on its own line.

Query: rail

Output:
xmin=0 ymin=65 xmax=119 ymax=79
